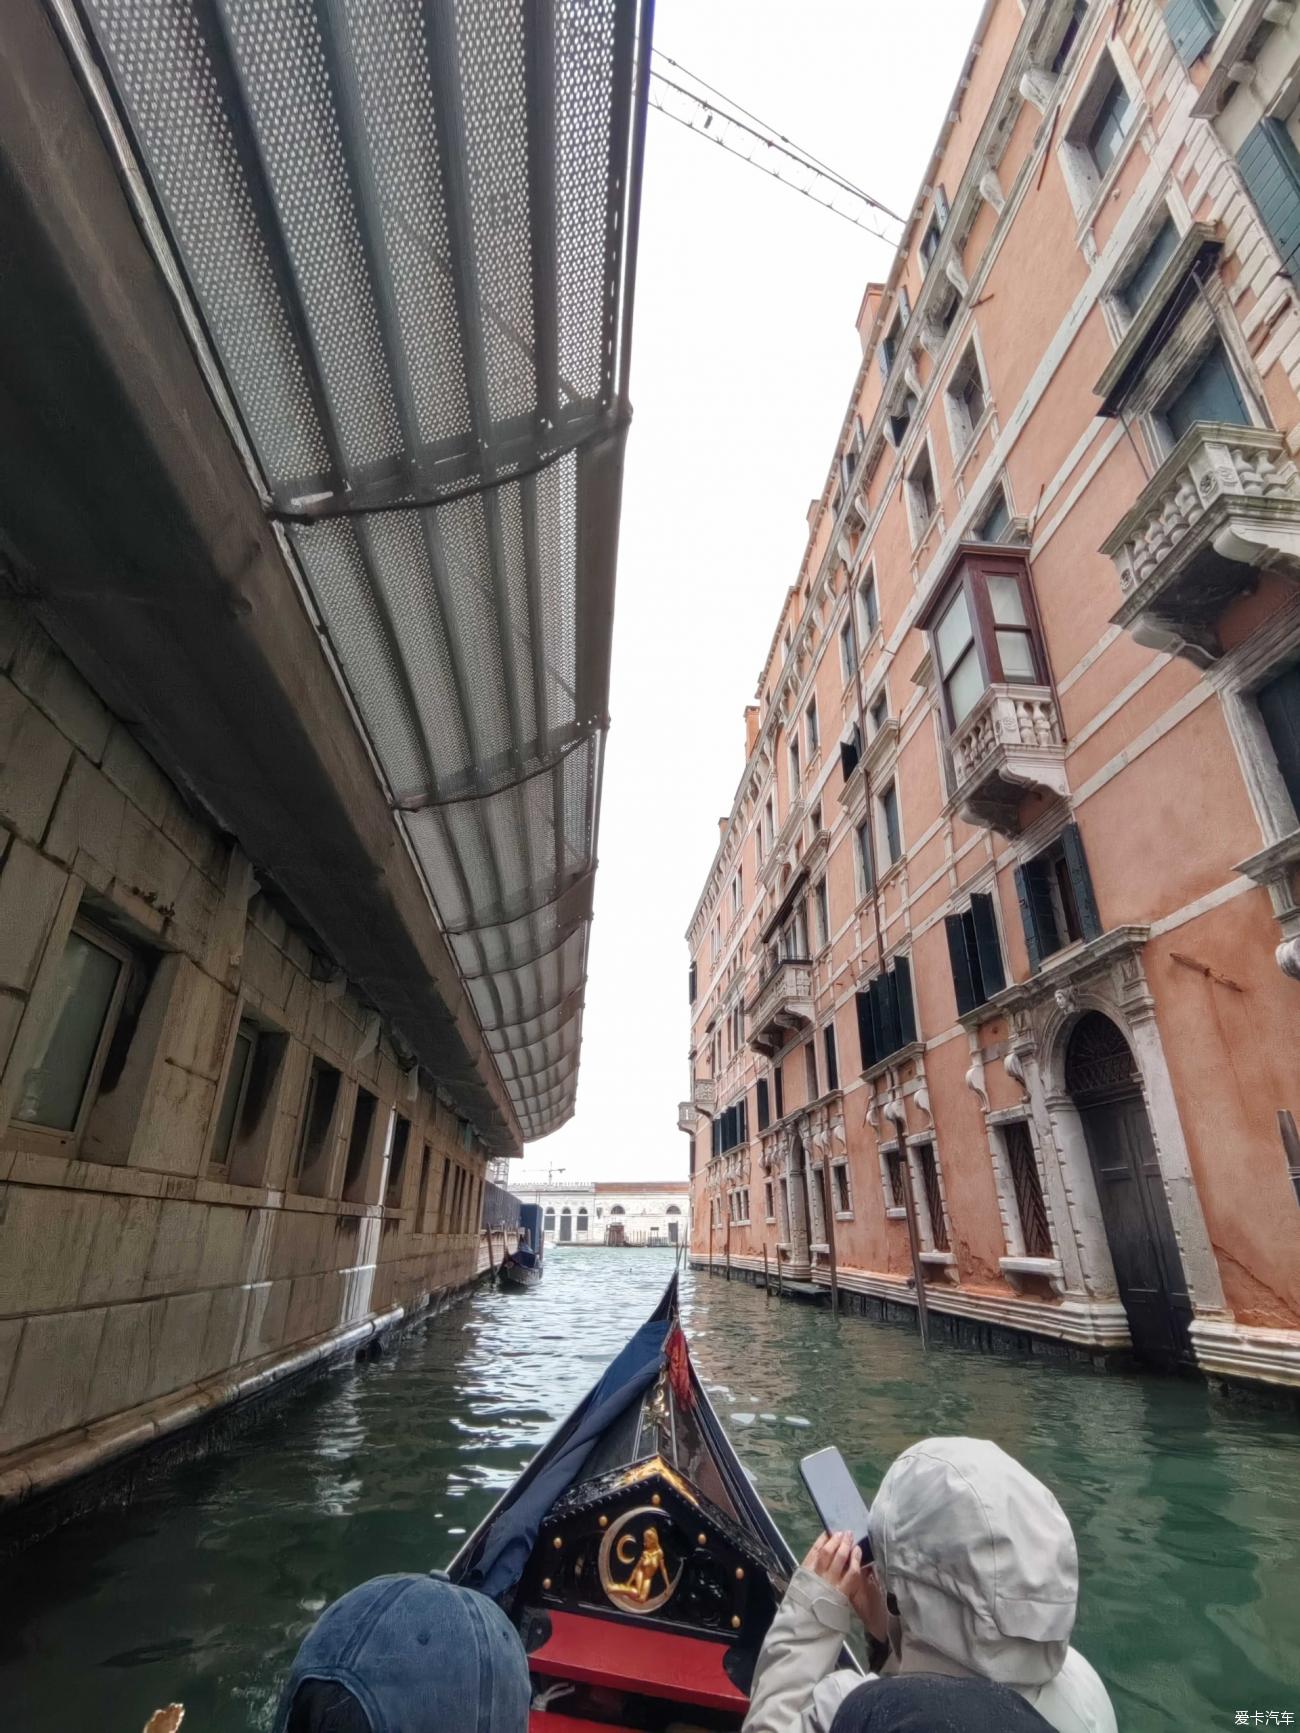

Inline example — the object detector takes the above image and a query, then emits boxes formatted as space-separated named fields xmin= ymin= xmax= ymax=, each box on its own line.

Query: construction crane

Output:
xmin=649 ymin=51 xmax=904 ymax=241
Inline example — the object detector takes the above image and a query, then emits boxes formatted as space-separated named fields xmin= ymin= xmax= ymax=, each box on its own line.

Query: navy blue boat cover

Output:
xmin=456 ymin=1281 xmax=675 ymax=1599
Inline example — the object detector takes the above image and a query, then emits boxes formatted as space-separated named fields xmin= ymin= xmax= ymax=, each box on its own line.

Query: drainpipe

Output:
xmin=848 ymin=580 xmax=929 ymax=1350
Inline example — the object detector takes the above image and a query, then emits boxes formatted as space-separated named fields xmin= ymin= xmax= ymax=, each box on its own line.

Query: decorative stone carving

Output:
xmin=949 ymin=683 xmax=1069 ymax=835
xmin=1004 ymin=1048 xmax=1029 ymax=1097
xmin=1278 ymin=937 xmax=1300 ymax=981
xmin=747 ymin=958 xmax=814 ymax=1056
xmin=965 ymin=1048 xmax=990 ymax=1113
xmin=1019 ymin=67 xmax=1058 ymax=112
xmin=978 ymin=167 xmax=1005 ymax=214
xmin=1053 ymin=986 xmax=1078 ymax=1016
xmin=915 ymin=1084 xmax=933 ymax=1123
xmin=1101 ymin=423 xmax=1300 ymax=665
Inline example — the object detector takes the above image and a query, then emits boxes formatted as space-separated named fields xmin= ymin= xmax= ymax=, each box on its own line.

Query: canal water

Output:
xmin=4 ymin=1250 xmax=1297 ymax=1731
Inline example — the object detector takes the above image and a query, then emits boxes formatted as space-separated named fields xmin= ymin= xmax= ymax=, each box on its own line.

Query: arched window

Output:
xmin=665 ymin=1205 xmax=681 ymax=1216
xmin=543 ymin=1208 xmax=556 ymax=1232
xmin=576 ymin=1207 xmax=589 ymax=1234
xmin=610 ymin=1204 xmax=625 ymax=1216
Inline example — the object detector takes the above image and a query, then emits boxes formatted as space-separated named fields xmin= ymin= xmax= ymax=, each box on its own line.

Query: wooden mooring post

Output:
xmin=763 ymin=1244 xmax=770 ymax=1297
xmin=708 ymin=1213 xmax=715 ymax=1278
xmin=725 ymin=1218 xmax=732 ymax=1281
xmin=819 ymin=1164 xmax=840 ymax=1320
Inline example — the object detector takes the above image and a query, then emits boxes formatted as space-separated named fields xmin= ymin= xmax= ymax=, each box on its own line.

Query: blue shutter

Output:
xmin=946 ymin=913 xmax=977 ymax=1016
xmin=1015 ymin=862 xmax=1046 ymax=972
xmin=1163 ymin=0 xmax=1220 ymax=67
xmin=856 ymin=989 xmax=877 ymax=1070
xmin=970 ymin=892 xmax=1006 ymax=1000
xmin=894 ymin=957 xmax=918 ymax=1049
xmin=1061 ymin=823 xmax=1102 ymax=942
xmin=1238 ymin=119 xmax=1300 ymax=284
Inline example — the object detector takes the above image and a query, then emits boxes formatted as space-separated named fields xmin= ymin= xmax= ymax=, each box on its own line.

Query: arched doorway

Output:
xmin=559 ymin=1205 xmax=572 ymax=1243
xmin=665 ymin=1204 xmax=681 ymax=1244
xmin=1065 ymin=1013 xmax=1193 ymax=1367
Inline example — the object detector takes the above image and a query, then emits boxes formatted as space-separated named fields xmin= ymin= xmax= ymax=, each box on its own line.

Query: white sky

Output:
xmin=519 ymin=0 xmax=985 ymax=1184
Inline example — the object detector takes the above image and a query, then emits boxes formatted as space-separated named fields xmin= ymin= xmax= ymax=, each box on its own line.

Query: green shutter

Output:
xmin=946 ymin=913 xmax=977 ymax=1016
xmin=1238 ymin=120 xmax=1300 ymax=285
xmin=757 ymin=1077 xmax=769 ymax=1130
xmin=970 ymin=892 xmax=1006 ymax=1000
xmin=1061 ymin=823 xmax=1102 ymax=942
xmin=856 ymin=988 xmax=877 ymax=1070
xmin=1015 ymin=862 xmax=1046 ymax=972
xmin=894 ymin=957 xmax=918 ymax=1048
xmin=1163 ymin=0 xmax=1220 ymax=68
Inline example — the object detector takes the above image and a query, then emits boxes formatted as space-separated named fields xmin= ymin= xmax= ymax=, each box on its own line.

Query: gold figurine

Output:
xmin=608 ymin=1525 xmax=669 ymax=1604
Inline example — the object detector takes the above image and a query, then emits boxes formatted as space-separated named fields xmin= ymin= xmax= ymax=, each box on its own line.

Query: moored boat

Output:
xmin=500 ymin=1202 xmax=546 ymax=1290
xmin=450 ymin=1275 xmax=856 ymax=1728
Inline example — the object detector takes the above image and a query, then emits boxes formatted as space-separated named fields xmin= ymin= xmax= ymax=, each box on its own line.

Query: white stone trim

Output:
xmin=1188 ymin=1316 xmax=1300 ymax=1390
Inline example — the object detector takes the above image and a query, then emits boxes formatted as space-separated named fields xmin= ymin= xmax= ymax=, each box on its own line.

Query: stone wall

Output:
xmin=0 ymin=597 xmax=498 ymax=1506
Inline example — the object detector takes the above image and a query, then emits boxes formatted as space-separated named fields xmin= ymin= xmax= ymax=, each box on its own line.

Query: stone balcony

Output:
xmin=746 ymin=956 xmax=814 ymax=1057
xmin=677 ymin=1101 xmax=696 ymax=1134
xmin=1101 ymin=423 xmax=1300 ymax=665
xmin=949 ymin=683 xmax=1069 ymax=835
xmin=693 ymin=1076 xmax=717 ymax=1112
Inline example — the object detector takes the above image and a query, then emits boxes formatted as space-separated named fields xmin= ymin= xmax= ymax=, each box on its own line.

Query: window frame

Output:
xmin=805 ymin=697 xmax=820 ymax=757
xmin=905 ymin=437 xmax=940 ymax=545
xmin=922 ymin=547 xmax=1050 ymax=734
xmin=858 ymin=566 xmax=880 ymax=641
xmin=945 ymin=889 xmax=1008 ymax=1017
xmin=831 ymin=1157 xmax=853 ymax=1219
xmin=878 ymin=779 xmax=903 ymax=869
xmin=292 ymin=1054 xmax=343 ymax=1196
xmin=945 ymin=338 xmax=990 ymax=460
xmin=6 ymin=915 xmax=135 ymax=1150
xmin=1015 ymin=822 xmax=1103 ymax=970
xmin=1060 ymin=47 xmax=1143 ymax=222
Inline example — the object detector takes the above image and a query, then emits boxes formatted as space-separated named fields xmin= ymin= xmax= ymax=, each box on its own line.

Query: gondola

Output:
xmin=499 ymin=1202 xmax=545 ymax=1290
xmin=449 ymin=1274 xmax=855 ymax=1729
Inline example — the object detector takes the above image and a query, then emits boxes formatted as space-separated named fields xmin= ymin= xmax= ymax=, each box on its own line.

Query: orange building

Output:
xmin=683 ymin=0 xmax=1300 ymax=1391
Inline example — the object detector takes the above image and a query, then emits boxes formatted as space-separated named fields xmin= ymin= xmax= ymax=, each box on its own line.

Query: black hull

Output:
xmin=499 ymin=1260 xmax=542 ymax=1289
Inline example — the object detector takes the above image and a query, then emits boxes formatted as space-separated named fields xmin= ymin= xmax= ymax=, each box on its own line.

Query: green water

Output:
xmin=3 ymin=1251 xmax=1297 ymax=1730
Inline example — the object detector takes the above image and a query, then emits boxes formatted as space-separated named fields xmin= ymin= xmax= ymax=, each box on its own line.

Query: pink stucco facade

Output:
xmin=684 ymin=0 xmax=1300 ymax=1390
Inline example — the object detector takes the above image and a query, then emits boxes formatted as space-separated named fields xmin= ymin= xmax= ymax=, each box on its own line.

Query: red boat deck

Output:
xmin=528 ymin=1608 xmax=748 ymax=1722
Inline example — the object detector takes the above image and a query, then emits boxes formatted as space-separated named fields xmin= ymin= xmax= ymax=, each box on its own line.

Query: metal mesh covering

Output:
xmin=75 ymin=0 xmax=650 ymax=1142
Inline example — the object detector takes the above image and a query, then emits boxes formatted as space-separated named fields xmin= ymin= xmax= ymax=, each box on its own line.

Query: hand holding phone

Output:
xmin=799 ymin=1446 xmax=872 ymax=1559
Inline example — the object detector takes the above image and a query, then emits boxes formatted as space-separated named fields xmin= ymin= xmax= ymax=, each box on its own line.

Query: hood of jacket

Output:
xmin=868 ymin=1438 xmax=1078 ymax=1689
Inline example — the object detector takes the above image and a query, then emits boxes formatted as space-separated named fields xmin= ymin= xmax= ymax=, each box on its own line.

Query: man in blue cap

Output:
xmin=274 ymin=1573 xmax=531 ymax=1733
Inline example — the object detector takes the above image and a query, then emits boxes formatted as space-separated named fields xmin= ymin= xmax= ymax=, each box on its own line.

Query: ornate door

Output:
xmin=1066 ymin=1014 xmax=1194 ymax=1367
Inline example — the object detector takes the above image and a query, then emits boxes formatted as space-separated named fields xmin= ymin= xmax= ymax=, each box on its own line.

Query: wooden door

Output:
xmin=1068 ymin=1015 xmax=1194 ymax=1367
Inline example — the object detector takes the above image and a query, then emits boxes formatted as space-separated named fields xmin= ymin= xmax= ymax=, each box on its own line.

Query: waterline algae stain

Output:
xmin=3 ymin=1251 xmax=1295 ymax=1730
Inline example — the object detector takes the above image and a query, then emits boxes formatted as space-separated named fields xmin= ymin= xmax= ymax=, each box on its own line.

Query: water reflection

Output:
xmin=2 ymin=1252 xmax=1296 ymax=1732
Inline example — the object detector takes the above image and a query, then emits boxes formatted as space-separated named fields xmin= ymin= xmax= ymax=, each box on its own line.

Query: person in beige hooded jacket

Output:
xmin=743 ymin=1438 xmax=1118 ymax=1733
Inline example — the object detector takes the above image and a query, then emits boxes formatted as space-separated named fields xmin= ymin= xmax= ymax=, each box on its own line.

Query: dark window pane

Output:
xmin=1087 ymin=72 xmax=1135 ymax=177
xmin=1123 ymin=216 xmax=1180 ymax=312
xmin=1162 ymin=343 xmax=1249 ymax=440
xmin=917 ymin=1143 xmax=949 ymax=1251
xmin=212 ymin=1024 xmax=255 ymax=1167
xmin=975 ymin=489 xmax=1012 ymax=543
xmin=1257 ymin=663 xmax=1300 ymax=815
xmin=882 ymin=783 xmax=902 ymax=864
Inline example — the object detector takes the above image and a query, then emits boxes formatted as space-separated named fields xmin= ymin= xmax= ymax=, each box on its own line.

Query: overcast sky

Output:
xmin=518 ymin=0 xmax=985 ymax=1184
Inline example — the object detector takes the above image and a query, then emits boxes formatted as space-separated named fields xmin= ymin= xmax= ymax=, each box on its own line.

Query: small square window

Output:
xmin=1120 ymin=216 xmax=1180 ymax=318
xmin=880 ymin=781 xmax=902 ymax=866
xmin=12 ymin=922 xmax=128 ymax=1135
xmin=947 ymin=343 xmax=988 ymax=455
xmin=859 ymin=570 xmax=880 ymax=639
xmin=907 ymin=445 xmax=938 ymax=540
xmin=973 ymin=486 xmax=1012 ymax=545
xmin=840 ymin=620 xmax=855 ymax=682
xmin=1084 ymin=66 xmax=1135 ymax=178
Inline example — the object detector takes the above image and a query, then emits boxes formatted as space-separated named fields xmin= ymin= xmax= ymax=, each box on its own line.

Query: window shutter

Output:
xmin=877 ymin=343 xmax=891 ymax=381
xmin=775 ymin=1063 xmax=785 ymax=1118
xmin=1015 ymin=862 xmax=1046 ymax=973
xmin=1258 ymin=664 xmax=1300 ymax=813
xmin=1061 ymin=823 xmax=1102 ymax=941
xmin=856 ymin=989 xmax=877 ymax=1070
xmin=757 ymin=1077 xmax=770 ymax=1130
xmin=1238 ymin=120 xmax=1300 ymax=284
xmin=840 ymin=732 xmax=861 ymax=781
xmin=1163 ymin=0 xmax=1221 ymax=68
xmin=894 ymin=956 xmax=918 ymax=1047
xmin=946 ymin=913 xmax=977 ymax=1016
xmin=970 ymin=892 xmax=1006 ymax=1000
xmin=740 ymin=1098 xmax=748 ymax=1144
xmin=824 ymin=1024 xmax=839 ymax=1092
xmin=875 ymin=972 xmax=900 ymax=1058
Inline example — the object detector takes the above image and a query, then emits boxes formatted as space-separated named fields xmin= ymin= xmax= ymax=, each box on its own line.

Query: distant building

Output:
xmin=683 ymin=0 xmax=1300 ymax=1393
xmin=515 ymin=1179 xmax=691 ymax=1246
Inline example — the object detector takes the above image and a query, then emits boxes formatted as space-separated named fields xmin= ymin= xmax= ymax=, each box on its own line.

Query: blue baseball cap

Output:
xmin=273 ymin=1573 xmax=531 ymax=1733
